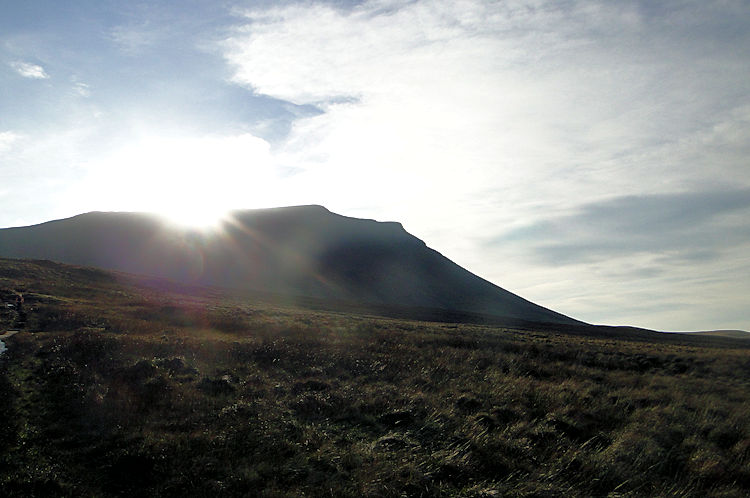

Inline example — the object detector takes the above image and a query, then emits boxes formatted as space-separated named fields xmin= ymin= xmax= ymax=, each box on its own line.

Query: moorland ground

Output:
xmin=1 ymin=258 xmax=749 ymax=497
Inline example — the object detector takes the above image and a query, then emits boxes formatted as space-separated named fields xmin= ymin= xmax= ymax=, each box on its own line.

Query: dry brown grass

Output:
xmin=1 ymin=258 xmax=749 ymax=497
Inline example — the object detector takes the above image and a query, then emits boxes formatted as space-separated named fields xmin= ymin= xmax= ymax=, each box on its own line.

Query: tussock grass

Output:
xmin=1 ymin=258 xmax=749 ymax=496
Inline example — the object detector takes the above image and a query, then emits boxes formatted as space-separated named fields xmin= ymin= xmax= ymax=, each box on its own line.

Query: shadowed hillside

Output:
xmin=0 ymin=206 xmax=580 ymax=326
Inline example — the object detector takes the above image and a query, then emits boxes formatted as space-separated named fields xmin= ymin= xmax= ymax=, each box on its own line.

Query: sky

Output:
xmin=1 ymin=0 xmax=749 ymax=332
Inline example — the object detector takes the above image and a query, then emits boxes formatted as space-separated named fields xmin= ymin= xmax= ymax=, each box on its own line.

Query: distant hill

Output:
xmin=0 ymin=205 xmax=582 ymax=326
xmin=679 ymin=330 xmax=750 ymax=339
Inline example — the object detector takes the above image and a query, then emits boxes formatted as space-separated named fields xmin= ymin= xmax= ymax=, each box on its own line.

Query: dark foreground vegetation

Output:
xmin=1 ymin=258 xmax=750 ymax=497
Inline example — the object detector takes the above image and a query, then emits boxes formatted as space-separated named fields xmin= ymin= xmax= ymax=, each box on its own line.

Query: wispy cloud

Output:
xmin=476 ymin=188 xmax=750 ymax=330
xmin=109 ymin=24 xmax=163 ymax=55
xmin=10 ymin=61 xmax=49 ymax=79
xmin=224 ymin=0 xmax=750 ymax=215
xmin=0 ymin=131 xmax=21 ymax=154
xmin=493 ymin=189 xmax=750 ymax=265
xmin=72 ymin=81 xmax=91 ymax=97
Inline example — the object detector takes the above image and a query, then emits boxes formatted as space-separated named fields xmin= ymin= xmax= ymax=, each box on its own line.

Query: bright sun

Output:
xmin=156 ymin=204 xmax=231 ymax=230
xmin=80 ymin=132 xmax=278 ymax=229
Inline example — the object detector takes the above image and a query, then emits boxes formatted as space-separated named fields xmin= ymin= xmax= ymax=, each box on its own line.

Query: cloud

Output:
xmin=224 ymin=0 xmax=556 ymax=220
xmin=109 ymin=24 xmax=163 ymax=55
xmin=223 ymin=1 xmax=750 ymax=218
xmin=70 ymin=77 xmax=91 ymax=97
xmin=0 ymin=131 xmax=21 ymax=154
xmin=477 ymin=189 xmax=750 ymax=330
xmin=493 ymin=189 xmax=750 ymax=265
xmin=10 ymin=61 xmax=49 ymax=79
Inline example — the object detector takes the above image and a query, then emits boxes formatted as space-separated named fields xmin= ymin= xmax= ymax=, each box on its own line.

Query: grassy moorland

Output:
xmin=1 ymin=259 xmax=750 ymax=497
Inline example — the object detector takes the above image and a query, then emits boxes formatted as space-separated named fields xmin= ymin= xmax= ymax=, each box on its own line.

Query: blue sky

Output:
xmin=1 ymin=0 xmax=749 ymax=331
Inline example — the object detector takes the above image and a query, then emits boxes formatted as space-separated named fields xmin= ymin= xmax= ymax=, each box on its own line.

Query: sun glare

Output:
xmin=157 ymin=205 xmax=230 ymax=230
xmin=77 ymin=132 xmax=279 ymax=229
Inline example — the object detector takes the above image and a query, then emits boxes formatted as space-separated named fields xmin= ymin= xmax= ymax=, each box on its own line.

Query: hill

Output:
xmin=680 ymin=329 xmax=750 ymax=339
xmin=0 ymin=206 xmax=580 ymax=327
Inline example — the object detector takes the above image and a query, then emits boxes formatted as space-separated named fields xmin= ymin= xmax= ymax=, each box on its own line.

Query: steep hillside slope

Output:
xmin=0 ymin=206 xmax=580 ymax=325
